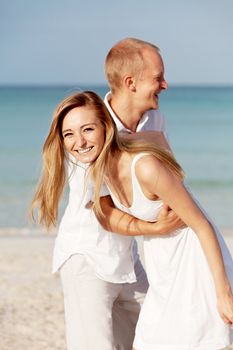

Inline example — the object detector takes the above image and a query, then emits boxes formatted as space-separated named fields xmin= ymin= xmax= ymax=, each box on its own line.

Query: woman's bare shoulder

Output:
xmin=134 ymin=153 xmax=162 ymax=185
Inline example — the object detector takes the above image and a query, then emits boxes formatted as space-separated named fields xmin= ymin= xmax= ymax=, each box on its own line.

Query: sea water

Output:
xmin=0 ymin=85 xmax=232 ymax=230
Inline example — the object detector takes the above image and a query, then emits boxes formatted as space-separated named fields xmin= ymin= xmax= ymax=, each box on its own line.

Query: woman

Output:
xmin=32 ymin=91 xmax=233 ymax=349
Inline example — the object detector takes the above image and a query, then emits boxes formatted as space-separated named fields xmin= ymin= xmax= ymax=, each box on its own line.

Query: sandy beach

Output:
xmin=1 ymin=230 xmax=233 ymax=350
xmin=0 ymin=232 xmax=65 ymax=350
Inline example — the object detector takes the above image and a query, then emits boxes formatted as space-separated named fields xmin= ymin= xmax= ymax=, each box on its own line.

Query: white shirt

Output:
xmin=52 ymin=91 xmax=167 ymax=283
xmin=104 ymin=92 xmax=167 ymax=135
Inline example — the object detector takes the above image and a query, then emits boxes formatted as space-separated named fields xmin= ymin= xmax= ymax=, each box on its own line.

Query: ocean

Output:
xmin=0 ymin=85 xmax=232 ymax=231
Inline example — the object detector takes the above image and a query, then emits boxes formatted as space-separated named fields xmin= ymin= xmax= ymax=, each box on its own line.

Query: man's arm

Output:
xmin=97 ymin=195 xmax=185 ymax=236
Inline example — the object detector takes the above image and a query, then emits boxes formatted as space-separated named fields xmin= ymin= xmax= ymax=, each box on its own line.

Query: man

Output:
xmin=101 ymin=38 xmax=172 ymax=231
xmin=54 ymin=38 xmax=183 ymax=350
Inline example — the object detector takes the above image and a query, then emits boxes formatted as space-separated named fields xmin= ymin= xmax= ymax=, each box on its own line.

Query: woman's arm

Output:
xmin=136 ymin=154 xmax=233 ymax=325
xmin=98 ymin=195 xmax=185 ymax=236
xmin=96 ymin=131 xmax=182 ymax=236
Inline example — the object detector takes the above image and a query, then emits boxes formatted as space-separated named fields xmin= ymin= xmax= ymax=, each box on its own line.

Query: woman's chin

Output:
xmin=78 ymin=155 xmax=98 ymax=164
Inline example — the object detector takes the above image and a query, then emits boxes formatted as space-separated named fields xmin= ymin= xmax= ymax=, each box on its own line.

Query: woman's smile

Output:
xmin=62 ymin=106 xmax=105 ymax=164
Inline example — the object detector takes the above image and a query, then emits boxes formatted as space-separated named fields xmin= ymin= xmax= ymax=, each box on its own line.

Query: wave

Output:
xmin=186 ymin=179 xmax=233 ymax=188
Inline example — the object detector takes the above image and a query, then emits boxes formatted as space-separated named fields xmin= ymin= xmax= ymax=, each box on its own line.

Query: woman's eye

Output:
xmin=64 ymin=133 xmax=73 ymax=138
xmin=83 ymin=127 xmax=94 ymax=132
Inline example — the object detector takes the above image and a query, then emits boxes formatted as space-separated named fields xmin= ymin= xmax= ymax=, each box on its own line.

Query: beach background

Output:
xmin=0 ymin=85 xmax=233 ymax=349
xmin=1 ymin=0 xmax=233 ymax=348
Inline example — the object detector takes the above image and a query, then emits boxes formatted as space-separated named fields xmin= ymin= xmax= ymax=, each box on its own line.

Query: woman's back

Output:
xmin=106 ymin=152 xmax=163 ymax=222
xmin=106 ymin=152 xmax=233 ymax=349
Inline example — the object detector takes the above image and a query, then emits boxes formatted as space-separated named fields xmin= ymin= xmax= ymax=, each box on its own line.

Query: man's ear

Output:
xmin=124 ymin=75 xmax=136 ymax=92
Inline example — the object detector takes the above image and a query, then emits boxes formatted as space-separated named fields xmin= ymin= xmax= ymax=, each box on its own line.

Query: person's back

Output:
xmin=102 ymin=149 xmax=233 ymax=349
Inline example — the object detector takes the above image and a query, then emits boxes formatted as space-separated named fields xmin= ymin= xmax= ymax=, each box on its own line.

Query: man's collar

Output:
xmin=104 ymin=91 xmax=149 ymax=133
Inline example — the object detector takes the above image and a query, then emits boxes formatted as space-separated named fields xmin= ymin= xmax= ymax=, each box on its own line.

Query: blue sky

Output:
xmin=1 ymin=0 xmax=233 ymax=86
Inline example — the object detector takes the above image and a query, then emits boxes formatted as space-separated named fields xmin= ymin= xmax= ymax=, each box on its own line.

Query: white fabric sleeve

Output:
xmin=145 ymin=109 xmax=169 ymax=142
xmin=147 ymin=109 xmax=166 ymax=131
xmin=99 ymin=183 xmax=110 ymax=197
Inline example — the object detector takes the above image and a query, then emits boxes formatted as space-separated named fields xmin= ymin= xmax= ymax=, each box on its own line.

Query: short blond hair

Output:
xmin=105 ymin=38 xmax=160 ymax=93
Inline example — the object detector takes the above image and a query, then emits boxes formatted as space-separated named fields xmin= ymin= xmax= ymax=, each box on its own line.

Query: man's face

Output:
xmin=134 ymin=47 xmax=168 ymax=112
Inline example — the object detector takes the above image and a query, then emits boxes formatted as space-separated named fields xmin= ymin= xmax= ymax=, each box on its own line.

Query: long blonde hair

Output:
xmin=31 ymin=90 xmax=184 ymax=228
xmin=30 ymin=91 xmax=116 ymax=228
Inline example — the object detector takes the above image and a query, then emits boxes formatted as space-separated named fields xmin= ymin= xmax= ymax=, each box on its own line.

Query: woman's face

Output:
xmin=62 ymin=106 xmax=105 ymax=163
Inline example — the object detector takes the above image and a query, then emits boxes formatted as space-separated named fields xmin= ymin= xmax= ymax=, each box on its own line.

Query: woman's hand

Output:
xmin=217 ymin=289 xmax=233 ymax=328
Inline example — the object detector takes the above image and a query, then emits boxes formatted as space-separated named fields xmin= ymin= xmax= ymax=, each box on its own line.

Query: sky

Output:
xmin=1 ymin=0 xmax=233 ymax=86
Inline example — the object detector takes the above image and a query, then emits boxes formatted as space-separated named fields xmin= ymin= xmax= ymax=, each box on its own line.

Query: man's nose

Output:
xmin=161 ymin=79 xmax=168 ymax=90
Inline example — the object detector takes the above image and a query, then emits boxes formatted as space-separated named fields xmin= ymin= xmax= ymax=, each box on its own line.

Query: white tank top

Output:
xmin=108 ymin=153 xmax=164 ymax=222
xmin=109 ymin=154 xmax=233 ymax=348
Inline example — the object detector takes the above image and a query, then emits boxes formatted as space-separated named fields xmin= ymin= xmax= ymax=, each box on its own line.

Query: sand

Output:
xmin=0 ymin=230 xmax=233 ymax=350
xmin=0 ymin=232 xmax=65 ymax=350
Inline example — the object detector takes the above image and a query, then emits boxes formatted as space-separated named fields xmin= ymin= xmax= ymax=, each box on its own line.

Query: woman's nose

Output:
xmin=75 ymin=134 xmax=86 ymax=148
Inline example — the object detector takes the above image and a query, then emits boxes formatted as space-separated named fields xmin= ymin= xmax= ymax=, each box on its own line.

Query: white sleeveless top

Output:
xmin=108 ymin=153 xmax=164 ymax=222
xmin=108 ymin=153 xmax=233 ymax=349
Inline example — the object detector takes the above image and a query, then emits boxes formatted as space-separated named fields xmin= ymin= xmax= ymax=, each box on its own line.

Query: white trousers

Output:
xmin=60 ymin=253 xmax=148 ymax=350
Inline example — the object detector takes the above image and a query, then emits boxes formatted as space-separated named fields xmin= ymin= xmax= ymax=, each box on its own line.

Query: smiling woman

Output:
xmin=30 ymin=90 xmax=114 ymax=228
xmin=62 ymin=107 xmax=105 ymax=164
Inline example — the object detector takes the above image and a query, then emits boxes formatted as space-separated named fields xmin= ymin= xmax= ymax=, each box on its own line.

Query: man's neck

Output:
xmin=110 ymin=94 xmax=143 ymax=132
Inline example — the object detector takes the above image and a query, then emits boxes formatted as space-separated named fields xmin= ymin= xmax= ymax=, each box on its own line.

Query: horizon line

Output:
xmin=1 ymin=83 xmax=233 ymax=88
